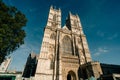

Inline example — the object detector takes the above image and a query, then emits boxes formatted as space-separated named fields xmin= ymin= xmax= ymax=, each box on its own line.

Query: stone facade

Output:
xmin=35 ymin=6 xmax=101 ymax=80
xmin=0 ymin=57 xmax=11 ymax=73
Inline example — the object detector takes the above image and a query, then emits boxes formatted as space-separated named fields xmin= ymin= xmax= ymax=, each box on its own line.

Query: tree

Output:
xmin=0 ymin=1 xmax=27 ymax=64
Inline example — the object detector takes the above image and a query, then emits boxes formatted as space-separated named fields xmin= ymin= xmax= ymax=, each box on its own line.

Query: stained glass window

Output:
xmin=62 ymin=35 xmax=72 ymax=54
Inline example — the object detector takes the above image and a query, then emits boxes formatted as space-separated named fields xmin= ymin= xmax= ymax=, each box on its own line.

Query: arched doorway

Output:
xmin=67 ymin=74 xmax=71 ymax=80
xmin=67 ymin=71 xmax=76 ymax=80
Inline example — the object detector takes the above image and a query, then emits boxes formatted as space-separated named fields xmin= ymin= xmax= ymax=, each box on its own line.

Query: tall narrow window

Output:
xmin=50 ymin=33 xmax=56 ymax=40
xmin=62 ymin=35 xmax=72 ymax=54
xmin=74 ymin=20 xmax=78 ymax=27
xmin=50 ymin=59 xmax=54 ymax=69
xmin=49 ymin=54 xmax=54 ymax=69
xmin=53 ymin=14 xmax=57 ymax=22
xmin=52 ymin=14 xmax=57 ymax=27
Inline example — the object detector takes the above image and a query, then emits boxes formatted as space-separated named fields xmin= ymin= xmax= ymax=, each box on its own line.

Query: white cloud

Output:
xmin=94 ymin=52 xmax=101 ymax=56
xmin=108 ymin=33 xmax=118 ymax=40
xmin=94 ymin=47 xmax=109 ymax=57
xmin=98 ymin=47 xmax=108 ymax=53
xmin=97 ymin=31 xmax=105 ymax=37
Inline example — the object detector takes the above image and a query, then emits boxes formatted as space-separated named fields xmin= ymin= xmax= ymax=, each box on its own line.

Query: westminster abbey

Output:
xmin=34 ymin=6 xmax=103 ymax=80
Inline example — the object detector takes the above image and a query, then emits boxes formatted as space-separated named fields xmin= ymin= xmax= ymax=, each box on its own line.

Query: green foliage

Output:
xmin=0 ymin=1 xmax=27 ymax=64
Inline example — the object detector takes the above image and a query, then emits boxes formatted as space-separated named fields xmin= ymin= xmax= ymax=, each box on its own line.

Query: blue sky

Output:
xmin=3 ymin=0 xmax=120 ymax=71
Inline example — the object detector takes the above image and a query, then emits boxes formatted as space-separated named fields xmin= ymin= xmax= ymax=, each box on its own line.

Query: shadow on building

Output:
xmin=22 ymin=53 xmax=38 ymax=79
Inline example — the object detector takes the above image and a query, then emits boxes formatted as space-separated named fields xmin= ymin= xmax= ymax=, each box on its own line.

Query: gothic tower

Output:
xmin=35 ymin=6 xmax=62 ymax=80
xmin=35 ymin=6 xmax=102 ymax=80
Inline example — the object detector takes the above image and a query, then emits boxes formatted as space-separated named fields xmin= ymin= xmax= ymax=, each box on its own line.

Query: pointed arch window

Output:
xmin=74 ymin=20 xmax=78 ymax=27
xmin=49 ymin=54 xmax=54 ymax=69
xmin=50 ymin=33 xmax=56 ymax=40
xmin=53 ymin=14 xmax=57 ymax=22
xmin=62 ymin=35 xmax=72 ymax=54
xmin=50 ymin=59 xmax=54 ymax=69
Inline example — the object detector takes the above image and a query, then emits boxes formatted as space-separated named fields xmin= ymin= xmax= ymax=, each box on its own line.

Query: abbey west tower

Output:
xmin=35 ymin=6 xmax=102 ymax=80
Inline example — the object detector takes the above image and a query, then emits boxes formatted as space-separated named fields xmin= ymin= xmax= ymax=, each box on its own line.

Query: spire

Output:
xmin=76 ymin=14 xmax=79 ymax=17
xmin=69 ymin=11 xmax=72 ymax=16
xmin=50 ymin=5 xmax=53 ymax=9
xmin=76 ymin=14 xmax=82 ymax=28
xmin=59 ymin=8 xmax=61 ymax=12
